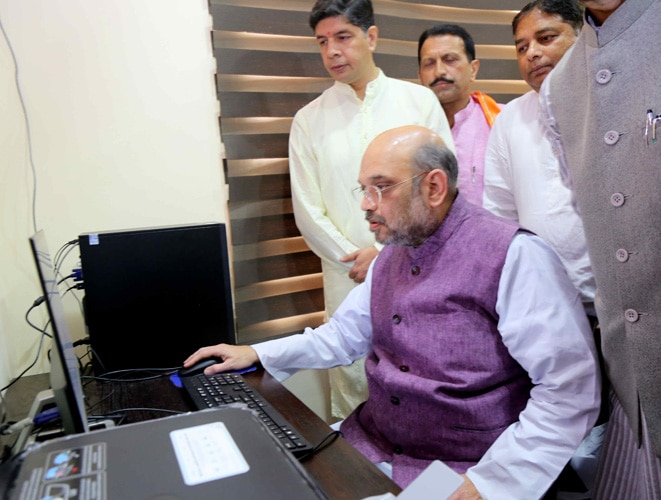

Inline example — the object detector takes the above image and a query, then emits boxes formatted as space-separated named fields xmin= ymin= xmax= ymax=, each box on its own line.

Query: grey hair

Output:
xmin=411 ymin=143 xmax=458 ymax=189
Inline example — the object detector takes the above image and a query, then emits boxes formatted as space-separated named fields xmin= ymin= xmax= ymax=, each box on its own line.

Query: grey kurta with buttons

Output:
xmin=545 ymin=0 xmax=661 ymax=457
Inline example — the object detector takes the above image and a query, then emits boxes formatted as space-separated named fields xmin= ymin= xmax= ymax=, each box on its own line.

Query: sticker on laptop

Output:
xmin=170 ymin=421 xmax=249 ymax=485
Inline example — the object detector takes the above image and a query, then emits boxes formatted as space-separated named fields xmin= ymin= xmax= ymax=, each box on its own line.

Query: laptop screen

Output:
xmin=29 ymin=230 xmax=89 ymax=434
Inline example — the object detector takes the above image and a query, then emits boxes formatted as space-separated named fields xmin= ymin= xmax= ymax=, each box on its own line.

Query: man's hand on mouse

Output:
xmin=184 ymin=344 xmax=259 ymax=375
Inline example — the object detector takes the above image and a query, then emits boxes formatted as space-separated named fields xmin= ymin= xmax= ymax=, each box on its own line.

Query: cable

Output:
xmin=53 ymin=239 xmax=78 ymax=276
xmin=57 ymin=273 xmax=75 ymax=285
xmin=85 ymin=385 xmax=116 ymax=415
xmin=297 ymin=430 xmax=343 ymax=462
xmin=82 ymin=366 xmax=179 ymax=384
xmin=0 ymin=406 xmax=61 ymax=437
xmin=53 ymin=240 xmax=85 ymax=316
xmin=0 ymin=10 xmax=38 ymax=233
xmin=1 ymin=418 xmax=33 ymax=436
xmin=85 ymin=345 xmax=108 ymax=375
xmin=92 ymin=407 xmax=185 ymax=419
xmin=63 ymin=284 xmax=84 ymax=295
xmin=24 ymin=298 xmax=51 ymax=339
xmin=0 ymin=304 xmax=51 ymax=393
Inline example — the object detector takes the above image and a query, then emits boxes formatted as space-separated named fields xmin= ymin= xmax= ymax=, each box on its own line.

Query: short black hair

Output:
xmin=309 ymin=0 xmax=375 ymax=32
xmin=417 ymin=24 xmax=476 ymax=66
xmin=512 ymin=0 xmax=584 ymax=35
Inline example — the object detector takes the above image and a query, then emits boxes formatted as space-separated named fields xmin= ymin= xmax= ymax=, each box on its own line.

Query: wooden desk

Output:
xmin=2 ymin=371 xmax=401 ymax=499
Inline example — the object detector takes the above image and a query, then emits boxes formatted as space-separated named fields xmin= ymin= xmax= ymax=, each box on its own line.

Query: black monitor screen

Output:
xmin=29 ymin=230 xmax=89 ymax=434
xmin=78 ymin=222 xmax=236 ymax=373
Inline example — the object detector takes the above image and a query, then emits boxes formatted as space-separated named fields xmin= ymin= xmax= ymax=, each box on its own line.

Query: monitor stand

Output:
xmin=13 ymin=390 xmax=114 ymax=453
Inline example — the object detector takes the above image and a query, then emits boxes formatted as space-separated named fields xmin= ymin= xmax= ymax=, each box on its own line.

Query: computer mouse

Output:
xmin=178 ymin=357 xmax=222 ymax=377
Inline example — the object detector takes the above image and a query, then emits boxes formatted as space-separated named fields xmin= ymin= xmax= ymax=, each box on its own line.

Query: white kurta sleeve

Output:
xmin=466 ymin=233 xmax=601 ymax=499
xmin=288 ymin=113 xmax=360 ymax=268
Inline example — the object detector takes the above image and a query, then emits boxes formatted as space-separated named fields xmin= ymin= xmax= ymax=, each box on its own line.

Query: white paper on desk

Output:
xmin=397 ymin=460 xmax=464 ymax=499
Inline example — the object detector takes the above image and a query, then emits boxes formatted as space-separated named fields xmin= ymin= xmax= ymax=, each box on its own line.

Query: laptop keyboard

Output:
xmin=181 ymin=372 xmax=314 ymax=457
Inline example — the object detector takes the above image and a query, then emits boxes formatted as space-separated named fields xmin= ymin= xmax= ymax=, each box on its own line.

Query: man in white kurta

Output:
xmin=482 ymin=1 xmax=594 ymax=309
xmin=290 ymin=1 xmax=453 ymax=419
xmin=483 ymin=89 xmax=595 ymax=306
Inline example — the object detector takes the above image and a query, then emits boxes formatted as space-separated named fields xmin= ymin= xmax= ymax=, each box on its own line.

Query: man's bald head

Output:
xmin=362 ymin=125 xmax=458 ymax=192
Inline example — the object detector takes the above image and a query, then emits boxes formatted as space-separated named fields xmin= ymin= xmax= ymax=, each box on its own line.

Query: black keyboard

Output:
xmin=180 ymin=372 xmax=314 ymax=457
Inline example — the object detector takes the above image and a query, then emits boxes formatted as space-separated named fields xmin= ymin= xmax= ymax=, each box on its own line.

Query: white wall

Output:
xmin=0 ymin=1 xmax=331 ymax=423
xmin=0 ymin=0 xmax=226 ymax=386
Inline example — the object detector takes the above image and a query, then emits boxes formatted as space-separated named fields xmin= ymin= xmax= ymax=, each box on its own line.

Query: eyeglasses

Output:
xmin=354 ymin=172 xmax=427 ymax=208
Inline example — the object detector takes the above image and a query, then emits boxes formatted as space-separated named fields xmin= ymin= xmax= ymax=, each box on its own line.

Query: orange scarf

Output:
xmin=471 ymin=91 xmax=501 ymax=128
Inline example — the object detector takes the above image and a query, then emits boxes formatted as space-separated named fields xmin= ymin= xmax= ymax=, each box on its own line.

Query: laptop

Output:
xmin=4 ymin=407 xmax=326 ymax=499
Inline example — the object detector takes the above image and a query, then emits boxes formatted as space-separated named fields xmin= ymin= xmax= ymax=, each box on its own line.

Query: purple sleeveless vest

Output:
xmin=340 ymin=195 xmax=532 ymax=487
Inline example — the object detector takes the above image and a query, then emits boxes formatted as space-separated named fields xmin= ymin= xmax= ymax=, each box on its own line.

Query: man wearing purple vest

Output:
xmin=185 ymin=126 xmax=601 ymax=498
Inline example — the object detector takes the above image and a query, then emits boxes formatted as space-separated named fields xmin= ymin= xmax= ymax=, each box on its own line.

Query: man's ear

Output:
xmin=470 ymin=58 xmax=480 ymax=82
xmin=367 ymin=25 xmax=379 ymax=52
xmin=424 ymin=169 xmax=450 ymax=208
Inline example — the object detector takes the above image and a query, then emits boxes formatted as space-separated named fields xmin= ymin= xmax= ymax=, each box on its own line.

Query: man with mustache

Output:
xmin=289 ymin=0 xmax=454 ymax=421
xmin=418 ymin=24 xmax=503 ymax=206
xmin=185 ymin=126 xmax=601 ymax=499
xmin=542 ymin=0 xmax=661 ymax=496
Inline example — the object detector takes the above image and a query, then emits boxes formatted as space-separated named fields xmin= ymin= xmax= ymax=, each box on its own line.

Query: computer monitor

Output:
xmin=29 ymin=230 xmax=89 ymax=434
xmin=78 ymin=222 xmax=237 ymax=373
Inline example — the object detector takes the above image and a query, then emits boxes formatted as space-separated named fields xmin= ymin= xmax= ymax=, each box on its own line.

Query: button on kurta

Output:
xmin=392 ymin=314 xmax=401 ymax=324
xmin=393 ymin=445 xmax=403 ymax=454
xmin=596 ymin=69 xmax=613 ymax=84
xmin=411 ymin=265 xmax=420 ymax=276
xmin=399 ymin=365 xmax=409 ymax=372
xmin=390 ymin=396 xmax=400 ymax=405
xmin=610 ymin=193 xmax=625 ymax=207
xmin=616 ymin=249 xmax=629 ymax=262
xmin=604 ymin=130 xmax=620 ymax=145
xmin=624 ymin=309 xmax=639 ymax=323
